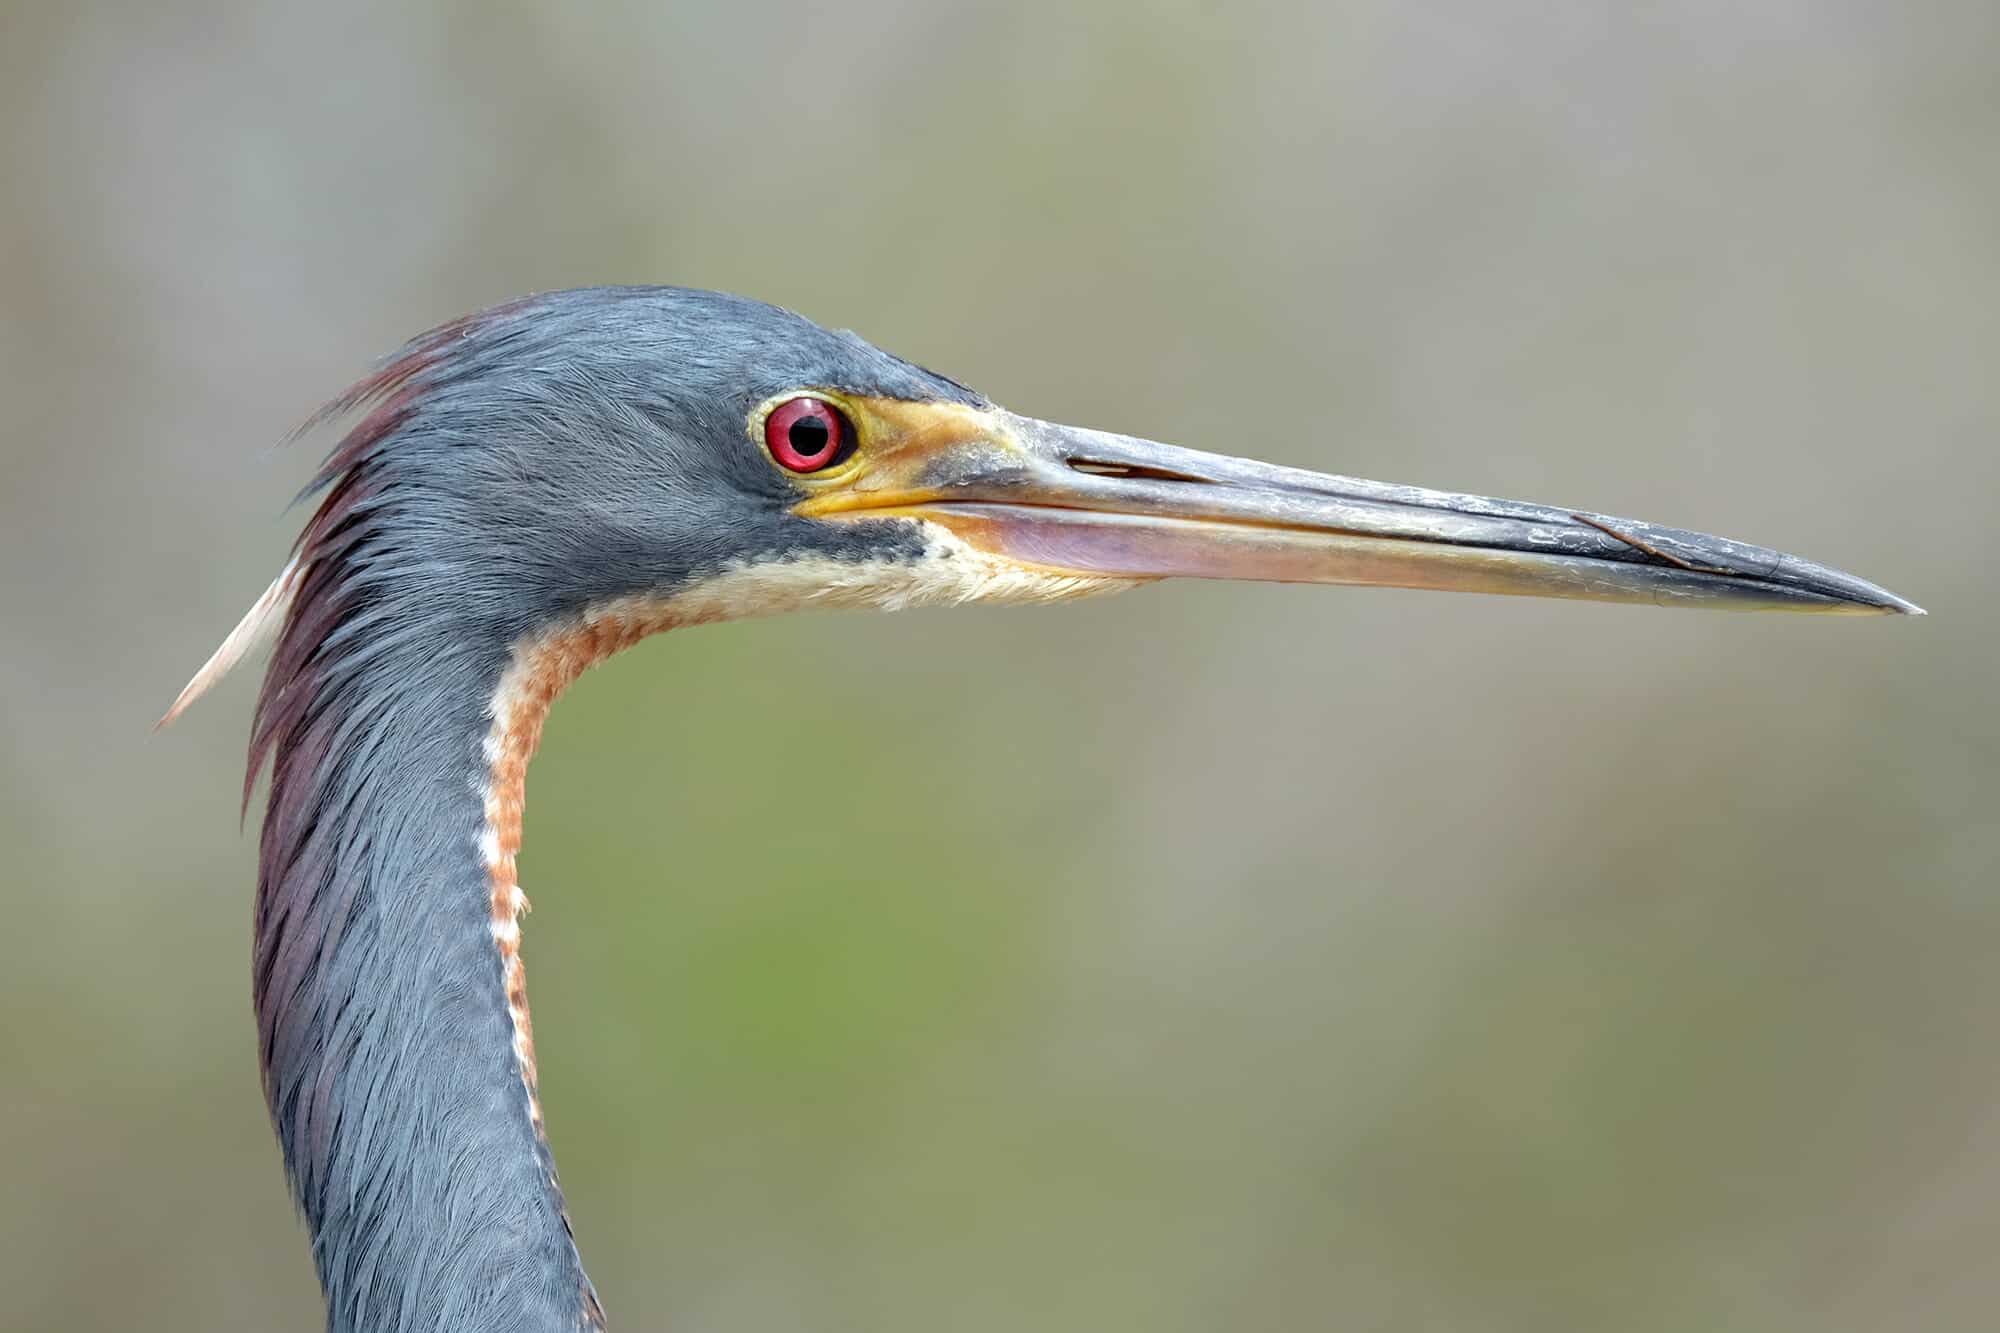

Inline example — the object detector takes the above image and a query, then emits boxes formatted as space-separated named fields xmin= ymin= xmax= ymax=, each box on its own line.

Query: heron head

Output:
xmin=164 ymin=285 xmax=1918 ymax=728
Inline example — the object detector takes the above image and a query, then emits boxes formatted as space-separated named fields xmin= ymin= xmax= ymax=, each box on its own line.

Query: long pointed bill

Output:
xmin=796 ymin=401 xmax=1922 ymax=615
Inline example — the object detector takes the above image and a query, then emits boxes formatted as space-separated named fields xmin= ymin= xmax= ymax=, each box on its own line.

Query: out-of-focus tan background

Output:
xmin=4 ymin=3 xmax=1996 ymax=1329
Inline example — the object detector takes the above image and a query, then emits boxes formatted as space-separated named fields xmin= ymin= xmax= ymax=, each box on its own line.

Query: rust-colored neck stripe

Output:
xmin=479 ymin=605 xmax=692 ymax=1140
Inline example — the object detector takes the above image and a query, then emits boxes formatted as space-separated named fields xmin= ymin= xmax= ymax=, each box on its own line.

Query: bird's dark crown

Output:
xmin=290 ymin=286 xmax=984 ymax=636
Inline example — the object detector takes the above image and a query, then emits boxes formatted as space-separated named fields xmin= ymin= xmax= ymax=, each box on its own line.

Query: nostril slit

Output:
xmin=1068 ymin=458 xmax=1210 ymax=484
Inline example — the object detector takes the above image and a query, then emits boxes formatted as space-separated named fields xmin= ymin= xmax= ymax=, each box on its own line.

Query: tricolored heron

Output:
xmin=166 ymin=287 xmax=1918 ymax=1333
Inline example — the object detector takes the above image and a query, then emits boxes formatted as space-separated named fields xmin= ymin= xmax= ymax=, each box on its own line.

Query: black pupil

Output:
xmin=788 ymin=412 xmax=830 ymax=457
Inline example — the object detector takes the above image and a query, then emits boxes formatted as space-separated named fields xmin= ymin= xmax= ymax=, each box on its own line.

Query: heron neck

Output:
xmin=256 ymin=613 xmax=602 ymax=1333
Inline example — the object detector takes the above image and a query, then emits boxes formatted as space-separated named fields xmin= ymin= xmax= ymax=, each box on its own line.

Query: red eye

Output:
xmin=764 ymin=397 xmax=851 ymax=473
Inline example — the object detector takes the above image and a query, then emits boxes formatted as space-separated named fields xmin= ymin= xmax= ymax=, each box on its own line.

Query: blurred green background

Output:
xmin=4 ymin=2 xmax=1997 ymax=1329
